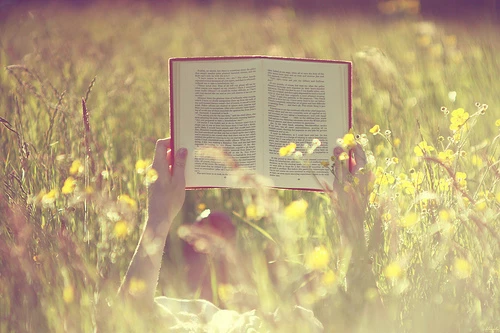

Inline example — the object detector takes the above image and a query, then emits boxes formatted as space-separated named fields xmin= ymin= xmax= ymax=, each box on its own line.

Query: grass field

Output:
xmin=1 ymin=1 xmax=500 ymax=332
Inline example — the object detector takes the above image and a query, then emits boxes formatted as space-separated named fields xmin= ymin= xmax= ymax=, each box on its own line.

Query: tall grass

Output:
xmin=1 ymin=2 xmax=499 ymax=332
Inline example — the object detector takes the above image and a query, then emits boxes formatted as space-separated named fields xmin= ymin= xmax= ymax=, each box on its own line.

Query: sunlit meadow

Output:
xmin=1 ymin=1 xmax=500 ymax=332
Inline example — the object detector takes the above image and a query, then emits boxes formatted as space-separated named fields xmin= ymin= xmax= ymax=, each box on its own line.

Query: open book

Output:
xmin=170 ymin=56 xmax=352 ymax=190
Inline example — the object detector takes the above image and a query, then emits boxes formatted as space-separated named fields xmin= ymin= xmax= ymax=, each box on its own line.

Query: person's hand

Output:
xmin=148 ymin=138 xmax=188 ymax=232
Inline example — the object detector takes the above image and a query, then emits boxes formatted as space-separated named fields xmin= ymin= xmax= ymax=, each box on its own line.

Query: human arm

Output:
xmin=118 ymin=138 xmax=187 ymax=305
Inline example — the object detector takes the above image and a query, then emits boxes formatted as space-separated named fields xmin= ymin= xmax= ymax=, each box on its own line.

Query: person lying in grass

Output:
xmin=117 ymin=137 xmax=368 ymax=332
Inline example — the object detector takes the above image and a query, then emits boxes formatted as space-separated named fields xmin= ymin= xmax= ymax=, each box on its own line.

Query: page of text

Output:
xmin=263 ymin=60 xmax=349 ymax=190
xmin=173 ymin=59 xmax=262 ymax=188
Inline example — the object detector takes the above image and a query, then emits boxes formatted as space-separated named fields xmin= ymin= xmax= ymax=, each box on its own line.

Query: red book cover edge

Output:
xmin=169 ymin=56 xmax=353 ymax=192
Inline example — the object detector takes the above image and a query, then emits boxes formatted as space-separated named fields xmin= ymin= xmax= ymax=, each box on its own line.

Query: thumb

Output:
xmin=172 ymin=148 xmax=187 ymax=183
xmin=152 ymin=138 xmax=171 ymax=180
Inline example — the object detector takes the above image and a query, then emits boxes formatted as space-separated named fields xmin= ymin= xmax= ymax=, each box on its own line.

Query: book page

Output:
xmin=262 ymin=59 xmax=349 ymax=190
xmin=171 ymin=59 xmax=263 ymax=188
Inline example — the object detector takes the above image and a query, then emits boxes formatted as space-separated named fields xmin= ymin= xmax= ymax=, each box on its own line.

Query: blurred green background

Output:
xmin=1 ymin=0 xmax=500 ymax=332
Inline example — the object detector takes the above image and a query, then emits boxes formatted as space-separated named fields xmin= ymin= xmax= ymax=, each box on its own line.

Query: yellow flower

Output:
xmin=279 ymin=143 xmax=296 ymax=157
xmin=63 ymin=285 xmax=74 ymax=304
xmin=42 ymin=189 xmax=58 ymax=206
xmin=246 ymin=203 xmax=265 ymax=220
xmin=338 ymin=152 xmax=349 ymax=161
xmin=414 ymin=141 xmax=435 ymax=157
xmin=197 ymin=203 xmax=207 ymax=212
xmin=438 ymin=209 xmax=454 ymax=222
xmin=369 ymin=125 xmax=380 ymax=134
xmin=69 ymin=159 xmax=83 ymax=175
xmin=449 ymin=108 xmax=469 ymax=131
xmin=306 ymin=245 xmax=330 ymax=270
xmin=495 ymin=119 xmax=500 ymax=127
xmin=438 ymin=149 xmax=455 ymax=166
xmin=61 ymin=176 xmax=77 ymax=194
xmin=114 ymin=220 xmax=129 ymax=239
xmin=417 ymin=34 xmax=432 ymax=47
xmin=118 ymin=194 xmax=138 ymax=211
xmin=129 ymin=277 xmax=147 ymax=295
xmin=443 ymin=35 xmax=457 ymax=47
xmin=218 ymin=284 xmax=235 ymax=303
xmin=135 ymin=159 xmax=150 ymax=174
xmin=398 ymin=212 xmax=419 ymax=228
xmin=393 ymin=137 xmax=401 ymax=148
xmin=144 ymin=168 xmax=158 ymax=185
xmin=284 ymin=199 xmax=308 ymax=220
xmin=383 ymin=262 xmax=403 ymax=279
xmin=455 ymin=171 xmax=467 ymax=188
xmin=321 ymin=270 xmax=337 ymax=286
xmin=475 ymin=200 xmax=487 ymax=212
xmin=399 ymin=179 xmax=416 ymax=195
xmin=471 ymin=155 xmax=484 ymax=168
xmin=342 ymin=133 xmax=356 ymax=149
xmin=453 ymin=258 xmax=472 ymax=279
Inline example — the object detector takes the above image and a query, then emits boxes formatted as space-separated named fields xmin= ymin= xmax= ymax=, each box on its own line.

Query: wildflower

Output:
xmin=438 ymin=209 xmax=454 ymax=222
xmin=448 ymin=91 xmax=457 ymax=102
xmin=118 ymin=194 xmax=138 ymax=211
xmin=279 ymin=143 xmax=296 ymax=157
xmin=443 ymin=35 xmax=457 ymax=47
xmin=393 ymin=137 xmax=401 ymax=148
xmin=293 ymin=151 xmax=303 ymax=160
xmin=42 ymin=189 xmax=58 ymax=206
xmin=321 ymin=270 xmax=337 ymax=286
xmin=135 ymin=159 xmax=149 ymax=174
xmin=101 ymin=170 xmax=110 ymax=180
xmin=129 ymin=277 xmax=147 ymax=295
xmin=495 ymin=119 xmax=500 ymax=127
xmin=417 ymin=35 xmax=432 ymax=47
xmin=453 ymin=258 xmax=472 ymax=279
xmin=475 ymin=200 xmax=487 ymax=212
xmin=218 ymin=284 xmax=235 ymax=303
xmin=306 ymin=245 xmax=330 ymax=270
xmin=63 ymin=285 xmax=75 ymax=304
xmin=369 ymin=125 xmax=380 ymax=134
xmin=449 ymin=108 xmax=469 ymax=131
xmin=414 ymin=141 xmax=435 ymax=157
xmin=61 ymin=177 xmax=77 ymax=194
xmin=69 ymin=159 xmax=83 ymax=175
xmin=284 ymin=199 xmax=308 ymax=220
xmin=455 ymin=172 xmax=467 ymax=188
xmin=381 ymin=213 xmax=392 ymax=222
xmin=471 ymin=155 xmax=484 ymax=168
xmin=399 ymin=179 xmax=416 ymax=195
xmin=369 ymin=192 xmax=379 ymax=205
xmin=338 ymin=152 xmax=349 ymax=161
xmin=114 ymin=220 xmax=129 ymax=239
xmin=144 ymin=168 xmax=158 ymax=185
xmin=384 ymin=262 xmax=403 ymax=279
xmin=311 ymin=139 xmax=321 ymax=147
xmin=197 ymin=203 xmax=207 ymax=212
xmin=246 ymin=203 xmax=265 ymax=220
xmin=437 ymin=149 xmax=455 ymax=166
xmin=399 ymin=212 xmax=419 ymax=228
xmin=341 ymin=132 xmax=356 ymax=149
